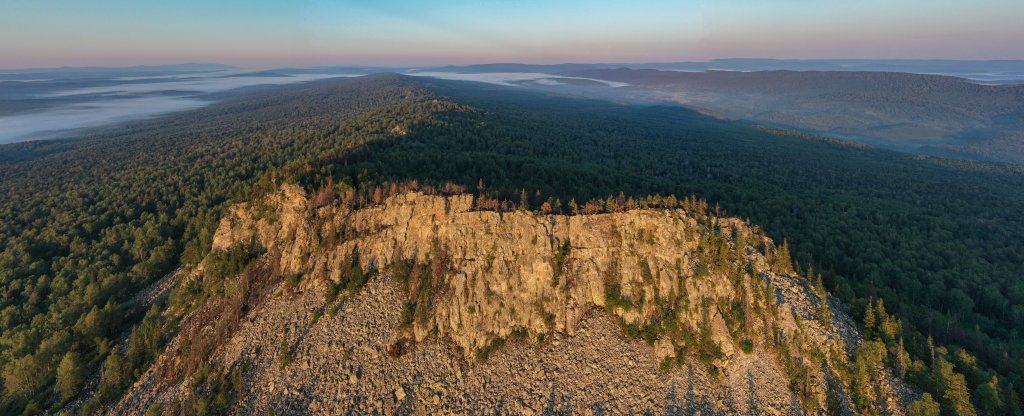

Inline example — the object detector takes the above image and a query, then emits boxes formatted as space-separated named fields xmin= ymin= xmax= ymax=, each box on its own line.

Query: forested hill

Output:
xmin=0 ymin=74 xmax=449 ymax=413
xmin=1 ymin=74 xmax=1023 ymax=414
xmin=565 ymin=68 xmax=1024 ymax=164
xmin=304 ymin=79 xmax=1024 ymax=415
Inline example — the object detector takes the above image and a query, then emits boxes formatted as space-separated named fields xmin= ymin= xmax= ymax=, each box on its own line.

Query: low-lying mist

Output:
xmin=0 ymin=70 xmax=357 ymax=143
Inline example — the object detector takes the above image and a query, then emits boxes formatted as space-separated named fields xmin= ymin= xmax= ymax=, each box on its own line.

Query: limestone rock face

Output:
xmin=113 ymin=185 xmax=913 ymax=414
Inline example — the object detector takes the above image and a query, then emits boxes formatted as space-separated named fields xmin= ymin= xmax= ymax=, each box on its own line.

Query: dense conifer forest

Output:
xmin=2 ymin=74 xmax=1023 ymax=414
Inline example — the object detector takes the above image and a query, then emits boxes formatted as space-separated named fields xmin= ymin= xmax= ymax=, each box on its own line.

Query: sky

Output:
xmin=1 ymin=0 xmax=1023 ymax=69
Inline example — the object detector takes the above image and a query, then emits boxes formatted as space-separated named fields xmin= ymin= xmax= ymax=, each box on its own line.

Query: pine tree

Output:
xmin=935 ymin=358 xmax=976 ymax=416
xmin=56 ymin=351 xmax=86 ymax=401
xmin=99 ymin=352 xmax=126 ymax=402
xmin=907 ymin=393 xmax=941 ymax=416
xmin=772 ymin=239 xmax=792 ymax=273
xmin=894 ymin=337 xmax=909 ymax=378
xmin=863 ymin=298 xmax=877 ymax=340
xmin=927 ymin=336 xmax=937 ymax=367
xmin=875 ymin=298 xmax=897 ymax=341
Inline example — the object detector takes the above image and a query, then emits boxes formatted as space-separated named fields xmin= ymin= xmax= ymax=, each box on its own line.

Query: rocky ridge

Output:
xmin=112 ymin=184 xmax=913 ymax=414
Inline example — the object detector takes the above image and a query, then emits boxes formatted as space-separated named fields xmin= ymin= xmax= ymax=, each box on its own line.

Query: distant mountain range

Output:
xmin=11 ymin=59 xmax=1023 ymax=81
xmin=425 ymin=59 xmax=1024 ymax=82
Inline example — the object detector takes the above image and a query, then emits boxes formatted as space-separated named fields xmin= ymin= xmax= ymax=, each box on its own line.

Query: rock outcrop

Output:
xmin=112 ymin=185 xmax=914 ymax=415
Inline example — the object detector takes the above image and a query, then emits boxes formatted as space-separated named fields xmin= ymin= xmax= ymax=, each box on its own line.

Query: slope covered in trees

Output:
xmin=565 ymin=68 xmax=1024 ymax=163
xmin=0 ymin=74 xmax=443 ymax=413
xmin=294 ymin=78 xmax=1024 ymax=414
xmin=1 ymin=74 xmax=1022 ymax=414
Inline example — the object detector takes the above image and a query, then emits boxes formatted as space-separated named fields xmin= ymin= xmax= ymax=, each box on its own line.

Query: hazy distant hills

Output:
xmin=6 ymin=60 xmax=1024 ymax=162
xmin=0 ymin=63 xmax=237 ymax=80
xmin=428 ymin=59 xmax=1024 ymax=82
xmin=424 ymin=63 xmax=606 ymax=74
xmin=567 ymin=68 xmax=1024 ymax=163
xmin=408 ymin=60 xmax=1024 ymax=163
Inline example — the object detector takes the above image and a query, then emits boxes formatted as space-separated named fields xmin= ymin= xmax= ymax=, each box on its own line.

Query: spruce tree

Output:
xmin=863 ymin=298 xmax=877 ymax=340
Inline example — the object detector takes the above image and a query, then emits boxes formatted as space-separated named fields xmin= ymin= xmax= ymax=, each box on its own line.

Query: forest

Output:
xmin=1 ymin=74 xmax=1023 ymax=414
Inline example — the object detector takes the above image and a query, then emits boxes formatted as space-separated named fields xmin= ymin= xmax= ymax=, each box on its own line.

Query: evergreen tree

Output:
xmin=863 ymin=298 xmax=877 ymax=340
xmin=1005 ymin=382 xmax=1023 ymax=416
xmin=894 ymin=337 xmax=909 ymax=378
xmin=772 ymin=239 xmax=792 ymax=273
xmin=935 ymin=357 xmax=977 ymax=416
xmin=99 ymin=352 xmax=126 ymax=402
xmin=907 ymin=393 xmax=941 ymax=416
xmin=56 ymin=351 xmax=86 ymax=401
xmin=974 ymin=376 xmax=1003 ymax=415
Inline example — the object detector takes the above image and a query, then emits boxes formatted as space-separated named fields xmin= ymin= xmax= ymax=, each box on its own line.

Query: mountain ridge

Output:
xmin=110 ymin=184 xmax=914 ymax=414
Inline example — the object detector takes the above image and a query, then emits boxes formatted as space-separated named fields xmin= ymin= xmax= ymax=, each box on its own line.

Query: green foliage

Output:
xmin=0 ymin=75 xmax=438 ymax=412
xmin=304 ymin=79 xmax=1024 ymax=404
xmin=510 ymin=327 xmax=529 ymax=340
xmin=907 ymin=393 xmax=941 ymax=416
xmin=55 ymin=351 xmax=86 ymax=402
xmin=336 ymin=251 xmax=368 ymax=294
xmin=851 ymin=340 xmax=887 ymax=411
xmin=974 ymin=376 xmax=1004 ymax=415
xmin=935 ymin=357 xmax=977 ymax=416
xmin=476 ymin=336 xmax=506 ymax=362
xmin=550 ymin=240 xmax=571 ymax=288
xmin=4 ymin=73 xmax=1024 ymax=410
xmin=400 ymin=302 xmax=416 ymax=328
xmin=397 ymin=241 xmax=453 ymax=331
xmin=696 ymin=308 xmax=724 ymax=365
xmin=739 ymin=338 xmax=754 ymax=354
xmin=388 ymin=259 xmax=413 ymax=288
xmin=602 ymin=260 xmax=634 ymax=312
xmin=284 ymin=273 xmax=303 ymax=292
xmin=189 ymin=363 xmax=245 ymax=416
xmin=277 ymin=339 xmax=294 ymax=370
xmin=98 ymin=352 xmax=126 ymax=403
xmin=324 ymin=280 xmax=341 ymax=303
xmin=204 ymin=242 xmax=262 ymax=283
xmin=771 ymin=239 xmax=793 ymax=274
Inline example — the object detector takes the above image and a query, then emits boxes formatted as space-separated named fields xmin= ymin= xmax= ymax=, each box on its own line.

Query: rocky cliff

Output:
xmin=111 ymin=184 xmax=914 ymax=415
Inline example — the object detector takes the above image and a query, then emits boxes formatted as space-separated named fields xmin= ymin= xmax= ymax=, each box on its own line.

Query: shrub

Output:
xmin=204 ymin=241 xmax=263 ymax=286
xmin=277 ymin=340 xmax=294 ymax=369
xmin=400 ymin=302 xmax=416 ymax=328
xmin=476 ymin=336 xmax=506 ymax=362
xmin=740 ymin=338 xmax=754 ymax=354
xmin=337 ymin=250 xmax=368 ymax=294
xmin=510 ymin=327 xmax=529 ymax=340
xmin=324 ymin=281 xmax=340 ymax=302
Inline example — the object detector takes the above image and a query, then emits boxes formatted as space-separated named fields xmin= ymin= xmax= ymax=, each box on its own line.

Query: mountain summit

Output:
xmin=111 ymin=184 xmax=912 ymax=414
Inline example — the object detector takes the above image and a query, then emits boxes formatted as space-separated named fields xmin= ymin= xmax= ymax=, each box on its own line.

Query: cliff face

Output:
xmin=114 ymin=185 xmax=912 ymax=415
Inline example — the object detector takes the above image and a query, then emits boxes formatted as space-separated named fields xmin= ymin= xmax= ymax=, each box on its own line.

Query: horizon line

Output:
xmin=5 ymin=57 xmax=1024 ymax=72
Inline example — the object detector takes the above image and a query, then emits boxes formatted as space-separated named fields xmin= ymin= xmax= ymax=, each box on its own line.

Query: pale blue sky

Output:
xmin=1 ymin=0 xmax=1022 ymax=68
